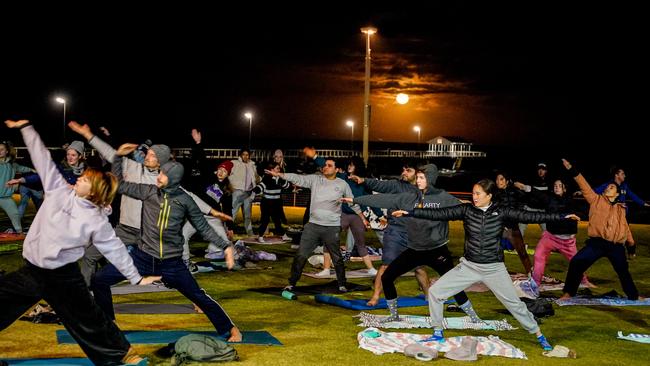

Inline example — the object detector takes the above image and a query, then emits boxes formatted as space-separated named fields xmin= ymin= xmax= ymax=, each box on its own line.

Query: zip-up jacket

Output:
xmin=413 ymin=203 xmax=567 ymax=263
xmin=570 ymin=169 xmax=633 ymax=245
xmin=19 ymin=124 xmax=142 ymax=284
xmin=354 ymin=164 xmax=459 ymax=250
xmin=112 ymin=157 xmax=231 ymax=259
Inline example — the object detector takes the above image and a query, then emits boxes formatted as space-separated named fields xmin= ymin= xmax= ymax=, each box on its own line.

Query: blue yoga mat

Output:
xmin=5 ymin=358 xmax=93 ymax=366
xmin=56 ymin=329 xmax=282 ymax=346
xmin=314 ymin=294 xmax=455 ymax=310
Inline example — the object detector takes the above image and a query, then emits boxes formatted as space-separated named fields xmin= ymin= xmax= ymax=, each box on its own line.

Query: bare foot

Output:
xmin=366 ymin=297 xmax=379 ymax=307
xmin=227 ymin=326 xmax=243 ymax=342
xmin=581 ymin=281 xmax=598 ymax=289
xmin=121 ymin=347 xmax=144 ymax=364
xmin=559 ymin=293 xmax=572 ymax=300
xmin=193 ymin=304 xmax=204 ymax=314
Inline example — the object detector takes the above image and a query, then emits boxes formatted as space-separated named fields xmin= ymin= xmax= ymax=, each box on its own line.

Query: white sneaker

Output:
xmin=314 ymin=269 xmax=331 ymax=277
xmin=367 ymin=267 xmax=378 ymax=276
xmin=281 ymin=234 xmax=291 ymax=241
xmin=257 ymin=237 xmax=266 ymax=243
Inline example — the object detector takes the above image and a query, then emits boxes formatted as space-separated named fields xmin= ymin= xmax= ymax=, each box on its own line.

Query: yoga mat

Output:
xmin=114 ymin=303 xmax=196 ymax=314
xmin=355 ymin=312 xmax=516 ymax=331
xmin=250 ymin=281 xmax=371 ymax=296
xmin=5 ymin=358 xmax=93 ymax=366
xmin=57 ymin=329 xmax=282 ymax=346
xmin=315 ymin=294 xmax=431 ymax=310
xmin=304 ymin=269 xmax=414 ymax=279
xmin=555 ymin=297 xmax=650 ymax=306
xmin=240 ymin=236 xmax=289 ymax=245
xmin=110 ymin=282 xmax=175 ymax=295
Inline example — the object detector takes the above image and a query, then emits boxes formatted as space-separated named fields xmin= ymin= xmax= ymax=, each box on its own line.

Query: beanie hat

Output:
xmin=150 ymin=144 xmax=171 ymax=165
xmin=217 ymin=160 xmax=234 ymax=175
xmin=67 ymin=140 xmax=85 ymax=155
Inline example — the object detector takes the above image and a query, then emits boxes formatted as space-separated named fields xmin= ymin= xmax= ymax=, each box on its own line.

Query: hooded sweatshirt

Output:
xmin=112 ymin=158 xmax=232 ymax=259
xmin=19 ymin=124 xmax=141 ymax=284
xmin=354 ymin=164 xmax=460 ymax=250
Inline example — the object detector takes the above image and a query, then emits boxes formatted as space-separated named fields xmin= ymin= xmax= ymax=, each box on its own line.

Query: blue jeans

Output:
xmin=91 ymin=247 xmax=236 ymax=335
xmin=17 ymin=185 xmax=44 ymax=219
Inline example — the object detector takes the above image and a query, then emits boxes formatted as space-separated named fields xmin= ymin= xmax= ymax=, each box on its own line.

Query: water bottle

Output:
xmin=281 ymin=290 xmax=297 ymax=300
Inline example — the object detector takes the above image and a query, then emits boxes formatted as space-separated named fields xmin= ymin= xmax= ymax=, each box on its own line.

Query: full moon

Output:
xmin=396 ymin=93 xmax=409 ymax=104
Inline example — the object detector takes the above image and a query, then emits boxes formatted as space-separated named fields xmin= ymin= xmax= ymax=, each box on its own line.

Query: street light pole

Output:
xmin=413 ymin=125 xmax=421 ymax=150
xmin=244 ymin=112 xmax=253 ymax=150
xmin=361 ymin=27 xmax=377 ymax=166
xmin=346 ymin=120 xmax=354 ymax=153
xmin=56 ymin=97 xmax=66 ymax=142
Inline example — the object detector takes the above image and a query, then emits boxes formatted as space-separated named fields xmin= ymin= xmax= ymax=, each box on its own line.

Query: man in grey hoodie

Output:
xmin=344 ymin=165 xmax=481 ymax=322
xmin=91 ymin=144 xmax=242 ymax=342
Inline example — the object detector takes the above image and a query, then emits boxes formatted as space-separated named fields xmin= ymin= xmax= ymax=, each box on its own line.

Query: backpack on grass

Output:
xmin=171 ymin=334 xmax=238 ymax=365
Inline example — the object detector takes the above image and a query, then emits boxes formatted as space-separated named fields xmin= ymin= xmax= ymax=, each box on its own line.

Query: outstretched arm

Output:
xmin=6 ymin=120 xmax=67 ymax=192
xmin=563 ymin=159 xmax=597 ymax=204
xmin=112 ymin=144 xmax=156 ymax=200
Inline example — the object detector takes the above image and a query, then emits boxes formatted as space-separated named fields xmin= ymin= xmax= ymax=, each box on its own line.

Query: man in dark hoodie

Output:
xmin=91 ymin=144 xmax=242 ymax=342
xmin=344 ymin=164 xmax=481 ymax=322
xmin=349 ymin=162 xmax=431 ymax=306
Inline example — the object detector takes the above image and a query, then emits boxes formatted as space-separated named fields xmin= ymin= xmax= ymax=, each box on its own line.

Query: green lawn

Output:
xmin=1 ymin=206 xmax=649 ymax=365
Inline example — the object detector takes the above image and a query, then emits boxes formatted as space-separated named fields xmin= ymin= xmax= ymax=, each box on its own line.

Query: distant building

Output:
xmin=425 ymin=136 xmax=486 ymax=158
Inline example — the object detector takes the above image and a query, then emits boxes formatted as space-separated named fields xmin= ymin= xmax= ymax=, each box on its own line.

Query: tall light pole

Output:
xmin=55 ymin=97 xmax=66 ymax=142
xmin=361 ymin=26 xmax=377 ymax=166
xmin=346 ymin=120 xmax=354 ymax=153
xmin=243 ymin=112 xmax=253 ymax=150
xmin=413 ymin=125 xmax=421 ymax=149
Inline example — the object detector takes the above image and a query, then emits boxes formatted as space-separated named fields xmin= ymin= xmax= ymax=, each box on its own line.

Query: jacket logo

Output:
xmin=492 ymin=212 xmax=499 ymax=216
xmin=416 ymin=202 xmax=441 ymax=208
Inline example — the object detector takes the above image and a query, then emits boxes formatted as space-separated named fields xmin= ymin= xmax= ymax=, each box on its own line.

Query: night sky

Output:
xmin=2 ymin=3 xmax=648 ymax=182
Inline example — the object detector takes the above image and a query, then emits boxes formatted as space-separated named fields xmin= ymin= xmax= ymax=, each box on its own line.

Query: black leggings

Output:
xmin=382 ymin=245 xmax=469 ymax=306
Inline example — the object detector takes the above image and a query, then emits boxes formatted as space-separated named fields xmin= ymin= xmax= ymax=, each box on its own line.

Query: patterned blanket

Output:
xmin=556 ymin=297 xmax=650 ymax=306
xmin=357 ymin=328 xmax=527 ymax=359
xmin=355 ymin=313 xmax=516 ymax=331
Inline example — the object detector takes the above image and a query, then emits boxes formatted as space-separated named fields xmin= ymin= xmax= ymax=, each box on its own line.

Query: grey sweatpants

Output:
xmin=289 ymin=223 xmax=346 ymax=287
xmin=428 ymin=257 xmax=540 ymax=334
xmin=0 ymin=196 xmax=22 ymax=233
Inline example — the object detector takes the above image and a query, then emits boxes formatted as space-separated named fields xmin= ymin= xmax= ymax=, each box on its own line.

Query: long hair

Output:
xmin=81 ymin=168 xmax=118 ymax=208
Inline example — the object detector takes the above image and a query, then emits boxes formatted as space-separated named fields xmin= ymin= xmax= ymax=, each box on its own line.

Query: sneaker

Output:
xmin=537 ymin=334 xmax=553 ymax=351
xmin=366 ymin=267 xmax=378 ymax=276
xmin=337 ymin=286 xmax=348 ymax=293
xmin=420 ymin=328 xmax=445 ymax=343
xmin=290 ymin=244 xmax=300 ymax=249
xmin=281 ymin=234 xmax=291 ymax=241
xmin=257 ymin=236 xmax=266 ymax=243
xmin=314 ymin=269 xmax=331 ymax=277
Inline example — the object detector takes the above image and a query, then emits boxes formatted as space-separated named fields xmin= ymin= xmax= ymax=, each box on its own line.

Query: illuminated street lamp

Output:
xmin=55 ymin=97 xmax=67 ymax=141
xmin=346 ymin=120 xmax=354 ymax=152
xmin=244 ymin=112 xmax=253 ymax=150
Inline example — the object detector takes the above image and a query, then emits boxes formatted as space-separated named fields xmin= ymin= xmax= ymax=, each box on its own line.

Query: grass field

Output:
xmin=1 ymin=205 xmax=649 ymax=365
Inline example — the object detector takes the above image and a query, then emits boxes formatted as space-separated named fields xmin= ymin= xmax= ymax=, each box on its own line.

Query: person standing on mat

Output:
xmin=0 ymin=119 xmax=158 ymax=366
xmin=343 ymin=164 xmax=481 ymax=322
xmin=394 ymin=178 xmax=579 ymax=350
xmin=91 ymin=143 xmax=242 ymax=342
xmin=265 ymin=157 xmax=360 ymax=294
xmin=559 ymin=159 xmax=643 ymax=301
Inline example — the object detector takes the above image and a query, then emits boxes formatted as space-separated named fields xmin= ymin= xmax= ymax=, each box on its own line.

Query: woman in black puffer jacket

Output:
xmin=394 ymin=178 xmax=578 ymax=351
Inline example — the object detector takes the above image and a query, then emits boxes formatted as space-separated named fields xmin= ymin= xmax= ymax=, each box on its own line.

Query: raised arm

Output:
xmin=562 ymin=159 xmax=597 ymax=205
xmin=411 ymin=204 xmax=467 ymax=221
xmin=112 ymin=144 xmax=157 ymax=200
xmin=353 ymin=193 xmax=402 ymax=210
xmin=6 ymin=121 xmax=67 ymax=192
